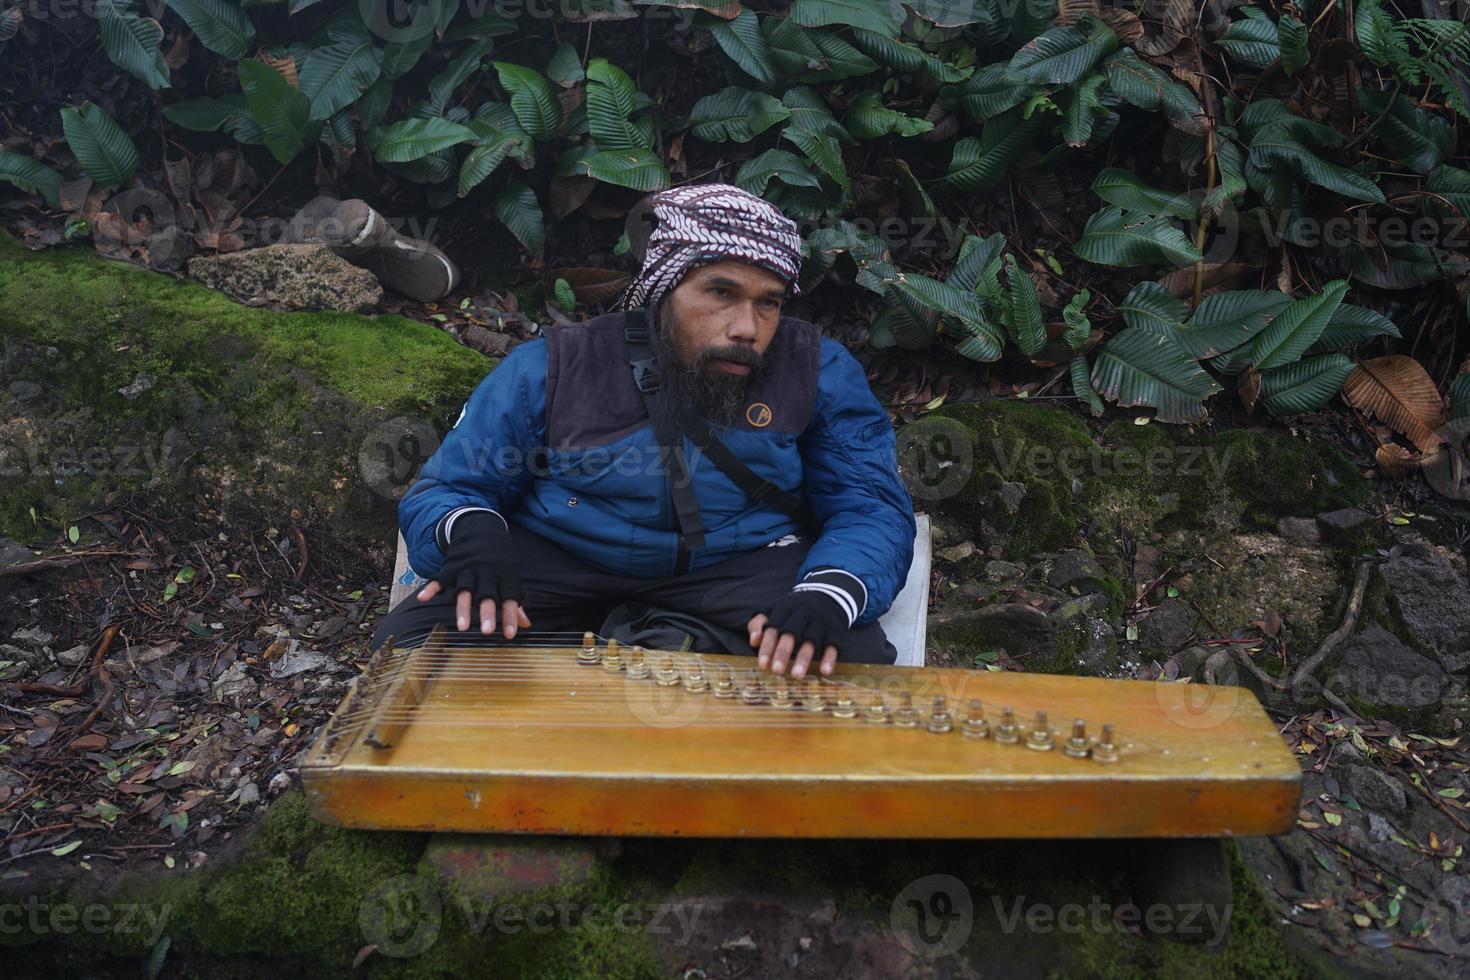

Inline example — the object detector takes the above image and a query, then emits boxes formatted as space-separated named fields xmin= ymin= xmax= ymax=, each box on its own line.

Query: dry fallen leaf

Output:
xmin=1343 ymin=356 xmax=1448 ymax=453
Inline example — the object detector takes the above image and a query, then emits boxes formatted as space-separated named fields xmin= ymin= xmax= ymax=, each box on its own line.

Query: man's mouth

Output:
xmin=712 ymin=359 xmax=751 ymax=376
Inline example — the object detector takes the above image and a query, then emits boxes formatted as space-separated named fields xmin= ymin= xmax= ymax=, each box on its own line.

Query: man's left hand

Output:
xmin=747 ymin=589 xmax=850 ymax=679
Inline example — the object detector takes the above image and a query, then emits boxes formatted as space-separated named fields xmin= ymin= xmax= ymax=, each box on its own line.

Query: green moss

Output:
xmin=0 ymin=231 xmax=488 ymax=543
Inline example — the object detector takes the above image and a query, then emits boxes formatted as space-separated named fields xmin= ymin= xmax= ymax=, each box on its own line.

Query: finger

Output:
xmin=455 ymin=590 xmax=473 ymax=632
xmin=756 ymin=625 xmax=779 ymax=669
xmin=500 ymin=599 xmax=519 ymax=639
xmin=516 ymin=606 xmax=532 ymax=628
xmin=819 ymin=645 xmax=840 ymax=677
xmin=479 ymin=596 xmax=498 ymax=635
xmin=770 ymin=632 xmax=798 ymax=675
xmin=747 ymin=613 xmax=768 ymax=648
xmin=416 ymin=580 xmax=441 ymax=601
xmin=789 ymin=640 xmax=817 ymax=680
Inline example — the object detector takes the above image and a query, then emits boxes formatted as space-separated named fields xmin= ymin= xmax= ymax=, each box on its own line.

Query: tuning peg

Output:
xmin=864 ymin=693 xmax=891 ymax=724
xmin=962 ymin=699 xmax=990 ymax=738
xmin=1063 ymin=719 xmax=1091 ymax=758
xmin=1025 ymin=710 xmax=1054 ymax=751
xmin=1092 ymin=724 xmax=1120 ymax=764
xmin=994 ymin=707 xmax=1020 ymax=744
xmin=578 ymin=632 xmax=601 ymax=665
xmin=926 ymin=696 xmax=953 ymax=734
xmin=626 ymin=645 xmax=650 ymax=680
xmin=893 ymin=691 xmax=920 ymax=728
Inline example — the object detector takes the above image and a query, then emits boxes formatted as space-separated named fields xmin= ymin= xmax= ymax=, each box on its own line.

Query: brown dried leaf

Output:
xmin=1097 ymin=9 xmax=1144 ymax=45
xmin=549 ymin=175 xmax=597 ymax=220
xmin=58 ymin=177 xmax=93 ymax=212
xmin=1375 ymin=443 xmax=1424 ymax=476
xmin=1342 ymin=356 xmax=1447 ymax=453
xmin=1055 ymin=0 xmax=1099 ymax=25
xmin=257 ymin=48 xmax=299 ymax=88
xmin=164 ymin=156 xmax=192 ymax=204
xmin=1238 ymin=366 xmax=1262 ymax=415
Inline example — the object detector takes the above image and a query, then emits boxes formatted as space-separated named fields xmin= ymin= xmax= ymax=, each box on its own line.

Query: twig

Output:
xmin=0 ymin=551 xmax=134 ymax=577
xmin=291 ymin=526 xmax=309 ymax=581
xmin=1229 ymin=559 xmax=1375 ymax=694
xmin=65 ymin=624 xmax=121 ymax=744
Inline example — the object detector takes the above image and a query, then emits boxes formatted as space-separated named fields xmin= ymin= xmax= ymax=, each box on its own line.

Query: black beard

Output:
xmin=648 ymin=303 xmax=764 ymax=431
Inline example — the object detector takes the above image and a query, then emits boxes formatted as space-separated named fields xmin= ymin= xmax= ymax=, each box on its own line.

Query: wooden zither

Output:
xmin=301 ymin=629 xmax=1300 ymax=838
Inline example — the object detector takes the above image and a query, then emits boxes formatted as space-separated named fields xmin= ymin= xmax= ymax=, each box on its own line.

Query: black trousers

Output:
xmin=370 ymin=524 xmax=897 ymax=664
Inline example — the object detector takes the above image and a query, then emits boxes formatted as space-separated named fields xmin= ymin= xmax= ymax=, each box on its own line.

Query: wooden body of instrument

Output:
xmin=301 ymin=632 xmax=1300 ymax=838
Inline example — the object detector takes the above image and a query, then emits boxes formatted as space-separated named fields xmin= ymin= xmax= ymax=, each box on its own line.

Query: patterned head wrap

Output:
xmin=618 ymin=184 xmax=802 ymax=311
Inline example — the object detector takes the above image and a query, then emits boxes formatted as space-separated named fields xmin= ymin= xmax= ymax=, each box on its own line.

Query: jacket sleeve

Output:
xmin=795 ymin=338 xmax=916 ymax=626
xmin=398 ymin=338 xmax=548 ymax=578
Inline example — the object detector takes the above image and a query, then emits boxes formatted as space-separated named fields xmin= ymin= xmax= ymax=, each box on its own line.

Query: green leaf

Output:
xmin=844 ymin=91 xmax=934 ymax=139
xmin=702 ymin=8 xmax=777 ymax=87
xmin=945 ymin=111 xmax=1041 ymax=194
xmin=1103 ymin=49 xmax=1207 ymax=134
xmin=299 ymin=16 xmax=383 ymax=122
xmin=783 ymin=127 xmax=850 ymax=191
xmin=575 ymin=148 xmax=671 ymax=191
xmin=1449 ymin=374 xmax=1470 ymax=422
xmin=493 ymin=61 xmax=563 ymax=140
xmin=1006 ymin=15 xmax=1118 ymax=85
xmin=1247 ymin=280 xmax=1350 ymax=370
xmin=457 ymin=129 xmax=518 ymax=197
xmin=1092 ymin=326 xmax=1222 ymax=423
xmin=1072 ymin=206 xmax=1203 ymax=267
xmin=1258 ymin=353 xmax=1355 ymax=414
xmin=947 ymin=232 xmax=1007 ymax=296
xmin=51 ymin=840 xmax=82 ymax=857
xmin=554 ymin=277 xmax=577 ymax=309
xmin=849 ymin=27 xmax=973 ymax=83
xmin=97 ymin=0 xmax=171 ymax=91
xmin=1118 ymin=281 xmax=1189 ymax=332
xmin=940 ymin=62 xmax=1042 ymax=122
xmin=382 ymin=32 xmax=434 ymax=82
xmin=806 ymin=28 xmax=880 ymax=80
xmin=1071 ymin=353 xmax=1104 ymax=415
xmin=781 ymin=86 xmax=852 ymax=142
xmin=583 ymin=57 xmax=647 ymax=150
xmin=1092 ymin=168 xmax=1199 ymax=219
xmin=1278 ymin=14 xmax=1308 ymax=76
xmin=239 ymin=59 xmax=316 ymax=164
xmin=883 ymin=271 xmax=996 ymax=351
xmin=67 ymin=525 xmax=80 ymax=544
xmin=1219 ymin=6 xmax=1280 ymax=70
xmin=166 ymin=0 xmax=254 ymax=59
xmin=162 ymin=94 xmax=263 ymax=143
xmin=59 ymin=103 xmax=140 ymax=187
xmin=1060 ymin=72 xmax=1109 ymax=146
xmin=494 ymin=181 xmax=544 ymax=253
xmin=0 ymin=151 xmax=63 ymax=208
xmin=690 ymin=87 xmax=790 ymax=142
xmin=425 ymin=40 xmax=493 ymax=117
xmin=1359 ymin=87 xmax=1452 ymax=175
xmin=1062 ymin=289 xmax=1092 ymax=350
xmin=546 ymin=42 xmax=586 ymax=86
xmin=1354 ymin=0 xmax=1395 ymax=66
xmin=369 ymin=117 xmax=478 ymax=162
xmin=735 ymin=148 xmax=821 ymax=195
xmin=1180 ymin=289 xmax=1292 ymax=358
xmin=1248 ymin=122 xmax=1387 ymax=203
xmin=1309 ymin=303 xmax=1402 ymax=351
xmin=789 ymin=0 xmax=903 ymax=35
xmin=1004 ymin=254 xmax=1045 ymax=355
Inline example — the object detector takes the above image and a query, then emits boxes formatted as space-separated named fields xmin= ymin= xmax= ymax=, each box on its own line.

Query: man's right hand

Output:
xmin=416 ymin=512 xmax=531 ymax=638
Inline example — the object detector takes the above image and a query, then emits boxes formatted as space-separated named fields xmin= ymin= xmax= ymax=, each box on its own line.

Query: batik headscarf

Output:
xmin=618 ymin=184 xmax=802 ymax=311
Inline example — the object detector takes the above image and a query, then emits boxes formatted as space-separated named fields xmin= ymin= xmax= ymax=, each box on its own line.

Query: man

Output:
xmin=371 ymin=184 xmax=915 ymax=677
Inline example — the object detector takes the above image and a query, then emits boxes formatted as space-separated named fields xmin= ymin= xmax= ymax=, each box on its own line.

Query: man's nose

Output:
xmin=726 ymin=303 xmax=759 ymax=342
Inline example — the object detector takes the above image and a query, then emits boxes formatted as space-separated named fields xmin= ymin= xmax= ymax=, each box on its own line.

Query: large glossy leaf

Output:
xmin=690 ymin=87 xmax=789 ymax=142
xmin=162 ymin=94 xmax=263 ymax=143
xmin=1248 ymin=122 xmax=1386 ymax=203
xmin=908 ymin=0 xmax=990 ymax=28
xmin=493 ymin=61 xmax=563 ymax=140
xmin=59 ymin=103 xmax=140 ymax=187
xmin=425 ymin=40 xmax=493 ymax=117
xmin=545 ymin=42 xmax=586 ymax=87
xmin=781 ymin=86 xmax=852 ymax=142
xmin=849 ymin=28 xmax=972 ymax=83
xmin=1354 ymin=0 xmax=1395 ymax=66
xmin=806 ymin=29 xmax=880 ymax=79
xmin=1178 ymin=289 xmax=1291 ymax=358
xmin=575 ymin=148 xmax=670 ymax=191
xmin=1247 ymin=280 xmax=1349 ymax=370
xmin=166 ymin=0 xmax=254 ymax=59
xmin=495 ymin=180 xmax=544 ymax=253
xmin=736 ymin=149 xmax=821 ymax=195
xmin=1004 ymin=254 xmax=1045 ymax=355
xmin=299 ymin=16 xmax=383 ymax=122
xmin=1278 ymin=13 xmax=1308 ymax=75
xmin=1103 ymin=49 xmax=1206 ymax=134
xmin=458 ymin=129 xmax=518 ymax=197
xmin=940 ymin=63 xmax=1042 ymax=121
xmin=1072 ymin=206 xmax=1203 ymax=267
xmin=1092 ymin=326 xmax=1222 ymax=423
xmin=1071 ymin=353 xmax=1105 ymax=415
xmin=1060 ymin=72 xmax=1109 ymax=146
xmin=884 ymin=272 xmax=999 ymax=353
xmin=1359 ymin=87 xmax=1452 ymax=175
xmin=789 ymin=0 xmax=903 ymax=35
xmin=1092 ymin=168 xmax=1198 ymax=219
xmin=586 ymin=58 xmax=646 ymax=149
xmin=1258 ymin=353 xmax=1354 ymax=414
xmin=1218 ymin=6 xmax=1279 ymax=70
xmin=947 ymin=232 xmax=1007 ymax=296
xmin=1308 ymin=303 xmax=1401 ymax=351
xmin=1118 ymin=281 xmax=1189 ymax=332
xmin=783 ymin=127 xmax=849 ymax=190
xmin=1006 ymin=15 xmax=1118 ymax=85
xmin=0 ymin=151 xmax=63 ymax=208
xmin=382 ymin=32 xmax=434 ymax=82
xmin=369 ymin=117 xmax=478 ymax=162
xmin=240 ymin=59 xmax=318 ymax=163
xmin=945 ymin=112 xmax=1041 ymax=193
xmin=701 ymin=8 xmax=777 ymax=87
xmin=844 ymin=91 xmax=933 ymax=139
xmin=97 ymin=0 xmax=170 ymax=91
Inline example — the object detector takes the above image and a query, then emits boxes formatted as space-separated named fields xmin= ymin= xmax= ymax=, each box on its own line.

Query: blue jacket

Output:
xmin=398 ymin=311 xmax=915 ymax=626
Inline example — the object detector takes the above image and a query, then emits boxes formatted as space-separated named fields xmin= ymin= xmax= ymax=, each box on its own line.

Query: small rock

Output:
xmin=8 ymin=380 xmax=42 ymax=402
xmin=1339 ymin=764 xmax=1407 ymax=815
xmin=1327 ymin=623 xmax=1449 ymax=712
xmin=9 ymin=627 xmax=53 ymax=650
xmin=134 ymin=640 xmax=182 ymax=665
xmin=459 ymin=325 xmax=516 ymax=357
xmin=1317 ymin=508 xmax=1371 ymax=533
xmin=1365 ymin=812 xmax=1396 ymax=844
xmin=0 ymin=537 xmax=34 ymax=568
xmin=267 ymin=771 xmax=293 ymax=795
xmin=1174 ymin=645 xmax=1212 ymax=680
xmin=53 ymin=644 xmax=88 ymax=668
xmin=1276 ymin=516 xmax=1320 ymax=546
xmin=999 ymin=482 xmax=1028 ymax=515
xmin=269 ymin=647 xmax=332 ymax=679
xmin=0 ymin=643 xmax=45 ymax=668
xmin=1047 ymin=548 xmax=1106 ymax=594
xmin=237 ymin=781 xmax=260 ymax=806
xmin=213 ymin=662 xmax=257 ymax=702
xmin=1379 ymin=537 xmax=1470 ymax=672
xmin=984 ymin=560 xmax=1025 ymax=583
xmin=1136 ymin=598 xmax=1199 ymax=653
xmin=937 ymin=541 xmax=975 ymax=563
xmin=187 ymin=243 xmax=383 ymax=313
xmin=116 ymin=372 xmax=156 ymax=401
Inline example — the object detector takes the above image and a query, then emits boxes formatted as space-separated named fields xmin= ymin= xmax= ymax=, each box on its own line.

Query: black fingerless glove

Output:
xmin=763 ymin=589 xmax=852 ymax=653
xmin=429 ymin=510 xmax=523 ymax=607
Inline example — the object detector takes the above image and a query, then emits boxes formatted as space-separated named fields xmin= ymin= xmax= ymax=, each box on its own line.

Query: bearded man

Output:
xmin=372 ymin=184 xmax=915 ymax=677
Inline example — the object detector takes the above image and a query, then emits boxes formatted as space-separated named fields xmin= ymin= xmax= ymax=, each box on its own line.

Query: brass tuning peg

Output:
xmin=1092 ymin=724 xmax=1120 ymax=764
xmin=683 ymin=658 xmax=709 ymax=693
xmin=1063 ymin=719 xmax=1091 ymax=758
xmin=864 ymin=693 xmax=891 ymax=724
xmin=627 ymin=645 xmax=650 ymax=680
xmin=831 ymin=692 xmax=857 ymax=719
xmin=578 ymin=632 xmax=601 ymax=665
xmin=926 ymin=696 xmax=953 ymax=734
xmin=893 ymin=691 xmax=920 ymax=728
xmin=994 ymin=707 xmax=1020 ymax=745
xmin=601 ymin=640 xmax=623 ymax=672
xmin=1025 ymin=710 xmax=1054 ymax=751
xmin=713 ymin=667 xmax=737 ymax=699
xmin=962 ymin=699 xmax=990 ymax=738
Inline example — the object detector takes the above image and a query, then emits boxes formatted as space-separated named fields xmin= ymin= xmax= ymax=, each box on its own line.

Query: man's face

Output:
xmin=661 ymin=260 xmax=786 ymax=376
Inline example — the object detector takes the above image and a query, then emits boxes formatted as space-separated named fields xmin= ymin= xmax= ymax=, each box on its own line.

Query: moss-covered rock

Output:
xmin=0 ymin=230 xmax=487 ymax=545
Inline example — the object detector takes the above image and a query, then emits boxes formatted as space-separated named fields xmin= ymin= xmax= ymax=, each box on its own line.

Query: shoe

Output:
xmin=283 ymin=196 xmax=460 ymax=302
